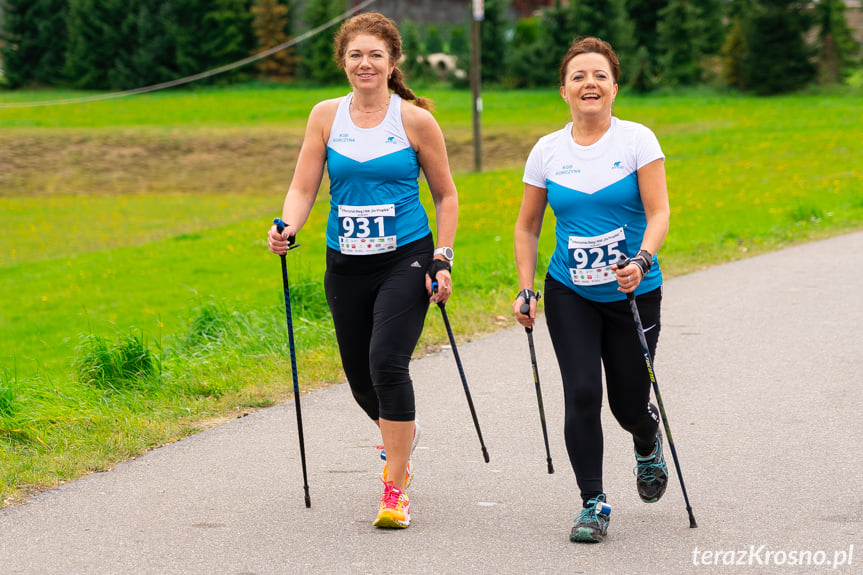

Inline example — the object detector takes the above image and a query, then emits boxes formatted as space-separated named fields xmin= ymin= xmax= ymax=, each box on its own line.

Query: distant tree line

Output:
xmin=0 ymin=0 xmax=304 ymax=89
xmin=1 ymin=0 xmax=860 ymax=95
xmin=486 ymin=0 xmax=860 ymax=94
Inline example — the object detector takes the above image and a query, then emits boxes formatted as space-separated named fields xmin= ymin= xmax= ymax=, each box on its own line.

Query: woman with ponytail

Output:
xmin=267 ymin=12 xmax=458 ymax=529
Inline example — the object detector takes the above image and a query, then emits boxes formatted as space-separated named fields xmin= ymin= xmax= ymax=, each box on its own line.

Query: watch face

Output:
xmin=436 ymin=247 xmax=454 ymax=260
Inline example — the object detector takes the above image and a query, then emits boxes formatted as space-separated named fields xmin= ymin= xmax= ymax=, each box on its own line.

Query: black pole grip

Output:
xmin=518 ymin=289 xmax=540 ymax=315
xmin=273 ymin=218 xmax=298 ymax=250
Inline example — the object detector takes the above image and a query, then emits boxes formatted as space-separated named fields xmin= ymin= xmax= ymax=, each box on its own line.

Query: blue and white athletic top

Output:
xmin=523 ymin=117 xmax=665 ymax=302
xmin=325 ymin=92 xmax=429 ymax=255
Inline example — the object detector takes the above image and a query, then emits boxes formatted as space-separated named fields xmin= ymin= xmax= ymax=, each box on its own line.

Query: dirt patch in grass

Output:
xmin=1 ymin=129 xmax=303 ymax=198
xmin=1 ymin=127 xmax=542 ymax=198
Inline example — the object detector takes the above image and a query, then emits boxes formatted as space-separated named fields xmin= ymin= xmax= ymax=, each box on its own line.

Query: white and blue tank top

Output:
xmin=523 ymin=117 xmax=665 ymax=302
xmin=325 ymin=92 xmax=429 ymax=255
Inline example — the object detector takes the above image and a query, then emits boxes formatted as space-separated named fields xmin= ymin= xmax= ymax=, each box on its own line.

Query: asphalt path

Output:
xmin=1 ymin=232 xmax=861 ymax=574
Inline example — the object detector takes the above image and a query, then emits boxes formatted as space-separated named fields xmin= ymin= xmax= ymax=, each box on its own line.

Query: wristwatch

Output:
xmin=434 ymin=247 xmax=454 ymax=262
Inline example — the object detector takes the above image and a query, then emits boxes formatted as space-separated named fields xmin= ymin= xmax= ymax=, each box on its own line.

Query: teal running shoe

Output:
xmin=634 ymin=429 xmax=668 ymax=503
xmin=570 ymin=494 xmax=611 ymax=543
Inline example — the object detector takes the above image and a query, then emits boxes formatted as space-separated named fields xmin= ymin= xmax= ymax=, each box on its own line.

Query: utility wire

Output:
xmin=0 ymin=0 xmax=376 ymax=109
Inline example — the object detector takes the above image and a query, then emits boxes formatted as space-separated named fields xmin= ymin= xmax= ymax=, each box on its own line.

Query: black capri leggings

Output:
xmin=544 ymin=275 xmax=662 ymax=504
xmin=324 ymin=234 xmax=433 ymax=422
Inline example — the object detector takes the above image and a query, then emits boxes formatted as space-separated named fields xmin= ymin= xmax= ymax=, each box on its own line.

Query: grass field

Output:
xmin=1 ymin=85 xmax=862 ymax=505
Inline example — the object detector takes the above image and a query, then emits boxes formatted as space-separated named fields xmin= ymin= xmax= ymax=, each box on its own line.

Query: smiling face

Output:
xmin=560 ymin=52 xmax=618 ymax=119
xmin=342 ymin=33 xmax=395 ymax=91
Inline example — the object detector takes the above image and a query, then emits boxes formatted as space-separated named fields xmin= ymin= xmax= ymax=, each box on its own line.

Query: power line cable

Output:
xmin=0 ymin=0 xmax=377 ymax=109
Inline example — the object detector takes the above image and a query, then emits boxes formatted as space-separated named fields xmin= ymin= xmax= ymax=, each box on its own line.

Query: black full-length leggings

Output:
xmin=324 ymin=235 xmax=433 ymax=422
xmin=544 ymin=275 xmax=662 ymax=505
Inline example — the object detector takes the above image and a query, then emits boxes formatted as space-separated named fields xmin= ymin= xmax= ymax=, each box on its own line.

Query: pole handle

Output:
xmin=432 ymin=280 xmax=447 ymax=310
xmin=518 ymin=289 xmax=540 ymax=332
xmin=273 ymin=218 xmax=299 ymax=250
xmin=518 ymin=288 xmax=541 ymax=313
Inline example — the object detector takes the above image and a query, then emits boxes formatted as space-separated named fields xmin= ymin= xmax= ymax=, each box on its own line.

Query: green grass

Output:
xmin=1 ymin=85 xmax=862 ymax=505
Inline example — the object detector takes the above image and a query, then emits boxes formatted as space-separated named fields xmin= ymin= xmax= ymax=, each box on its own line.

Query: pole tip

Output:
xmin=547 ymin=461 xmax=554 ymax=474
xmin=482 ymin=449 xmax=490 ymax=463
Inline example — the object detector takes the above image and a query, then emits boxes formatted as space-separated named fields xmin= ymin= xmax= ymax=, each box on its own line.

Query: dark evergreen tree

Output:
xmin=163 ymin=0 xmax=212 ymax=77
xmin=813 ymin=0 xmax=859 ymax=84
xmin=161 ymin=0 xmax=252 ymax=84
xmin=298 ymin=0 xmax=344 ymax=85
xmin=726 ymin=0 xmax=754 ymax=21
xmin=569 ymin=0 xmax=635 ymax=84
xmin=282 ymin=0 xmax=299 ymax=75
xmin=625 ymin=0 xmax=667 ymax=67
xmin=449 ymin=25 xmax=469 ymax=66
xmin=199 ymin=0 xmax=255 ymax=82
xmin=535 ymin=0 xmax=577 ymax=86
xmin=506 ymin=14 xmax=540 ymax=87
xmin=109 ymin=0 xmax=178 ymax=90
xmin=656 ymin=0 xmax=706 ymax=86
xmin=698 ymin=0 xmax=724 ymax=55
xmin=741 ymin=0 xmax=815 ymax=95
xmin=480 ymin=0 xmax=509 ymax=84
xmin=0 ymin=0 xmax=69 ymax=88
xmin=629 ymin=44 xmax=658 ymax=93
xmin=426 ymin=26 xmax=444 ymax=54
xmin=64 ymin=0 xmax=127 ymax=89
xmin=399 ymin=19 xmax=434 ymax=84
xmin=447 ymin=24 xmax=470 ymax=87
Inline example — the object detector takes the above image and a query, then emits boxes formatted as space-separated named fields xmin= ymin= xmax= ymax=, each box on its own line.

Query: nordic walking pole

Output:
xmin=433 ymin=281 xmax=490 ymax=463
xmin=618 ymin=257 xmax=696 ymax=528
xmin=274 ymin=218 xmax=311 ymax=508
xmin=518 ymin=290 xmax=554 ymax=474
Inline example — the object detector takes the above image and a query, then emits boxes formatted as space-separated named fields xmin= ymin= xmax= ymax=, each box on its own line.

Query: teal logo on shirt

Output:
xmin=555 ymin=164 xmax=581 ymax=176
xmin=332 ymin=132 xmax=356 ymax=143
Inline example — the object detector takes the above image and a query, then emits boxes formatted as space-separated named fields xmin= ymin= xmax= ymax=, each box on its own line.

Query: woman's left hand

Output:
xmin=615 ymin=261 xmax=643 ymax=294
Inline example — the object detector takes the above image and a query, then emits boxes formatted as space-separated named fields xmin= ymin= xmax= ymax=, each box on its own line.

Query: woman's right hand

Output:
xmin=513 ymin=289 xmax=537 ymax=329
xmin=267 ymin=224 xmax=296 ymax=255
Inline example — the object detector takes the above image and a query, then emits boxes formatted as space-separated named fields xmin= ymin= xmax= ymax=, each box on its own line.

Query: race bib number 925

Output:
xmin=568 ymin=228 xmax=627 ymax=286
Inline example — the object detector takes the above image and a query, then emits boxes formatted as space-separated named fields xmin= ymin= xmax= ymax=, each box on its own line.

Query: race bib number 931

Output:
xmin=338 ymin=204 xmax=397 ymax=255
xmin=568 ymin=228 xmax=627 ymax=286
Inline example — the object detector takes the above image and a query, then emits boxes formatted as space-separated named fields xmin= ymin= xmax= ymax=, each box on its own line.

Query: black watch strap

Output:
xmin=518 ymin=288 xmax=541 ymax=303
